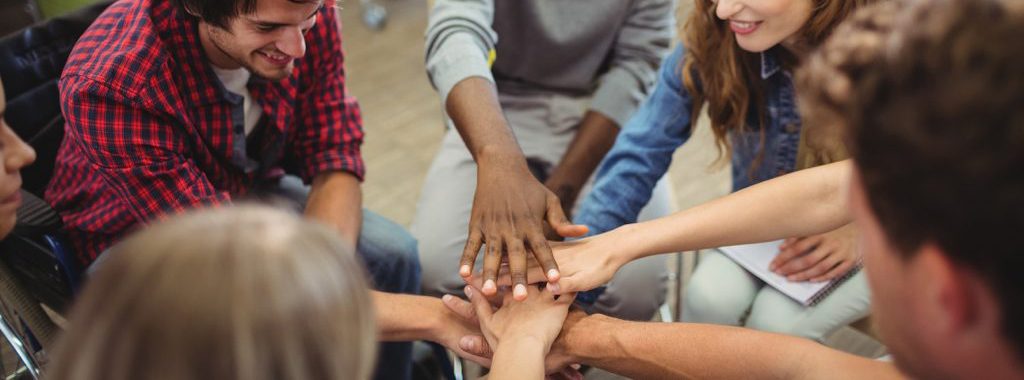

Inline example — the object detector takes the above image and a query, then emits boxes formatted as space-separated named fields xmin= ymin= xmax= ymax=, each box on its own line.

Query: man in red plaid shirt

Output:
xmin=45 ymin=0 xmax=487 ymax=377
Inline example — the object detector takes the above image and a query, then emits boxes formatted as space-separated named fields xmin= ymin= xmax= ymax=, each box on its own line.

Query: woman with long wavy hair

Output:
xmin=570 ymin=0 xmax=876 ymax=342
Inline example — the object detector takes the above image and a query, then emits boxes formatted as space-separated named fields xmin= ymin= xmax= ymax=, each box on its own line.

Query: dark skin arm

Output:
xmin=447 ymin=77 xmax=587 ymax=301
xmin=543 ymin=111 xmax=620 ymax=222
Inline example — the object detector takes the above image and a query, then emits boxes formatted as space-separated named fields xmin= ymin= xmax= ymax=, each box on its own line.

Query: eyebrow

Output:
xmin=249 ymin=4 xmax=323 ymax=28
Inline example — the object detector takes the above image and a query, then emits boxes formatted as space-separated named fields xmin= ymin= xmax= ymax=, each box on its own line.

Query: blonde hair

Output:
xmin=48 ymin=205 xmax=377 ymax=380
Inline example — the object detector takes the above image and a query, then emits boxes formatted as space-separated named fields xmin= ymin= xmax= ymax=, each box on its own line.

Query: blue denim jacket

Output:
xmin=576 ymin=44 xmax=802 ymax=235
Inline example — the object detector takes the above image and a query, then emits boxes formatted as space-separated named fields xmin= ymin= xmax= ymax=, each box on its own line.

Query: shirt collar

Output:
xmin=155 ymin=1 xmax=229 ymax=106
xmin=760 ymin=49 xmax=783 ymax=79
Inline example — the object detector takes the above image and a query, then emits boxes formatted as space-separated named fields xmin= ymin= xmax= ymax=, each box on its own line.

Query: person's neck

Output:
xmin=780 ymin=36 xmax=811 ymax=58
xmin=198 ymin=23 xmax=241 ymax=70
xmin=947 ymin=343 xmax=1024 ymax=379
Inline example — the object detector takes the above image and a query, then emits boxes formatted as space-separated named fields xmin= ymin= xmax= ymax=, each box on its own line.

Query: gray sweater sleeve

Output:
xmin=589 ymin=0 xmax=676 ymax=127
xmin=424 ymin=0 xmax=498 ymax=106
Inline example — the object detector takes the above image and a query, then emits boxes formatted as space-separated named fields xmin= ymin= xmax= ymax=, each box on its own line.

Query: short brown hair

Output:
xmin=172 ymin=0 xmax=323 ymax=29
xmin=48 ymin=205 xmax=377 ymax=380
xmin=821 ymin=0 xmax=1024 ymax=358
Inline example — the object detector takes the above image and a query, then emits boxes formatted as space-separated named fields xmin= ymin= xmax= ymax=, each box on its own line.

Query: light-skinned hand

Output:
xmin=770 ymin=224 xmax=860 ymax=282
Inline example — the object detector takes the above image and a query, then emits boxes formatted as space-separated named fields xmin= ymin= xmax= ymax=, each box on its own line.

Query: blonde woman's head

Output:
xmin=49 ymin=205 xmax=377 ymax=380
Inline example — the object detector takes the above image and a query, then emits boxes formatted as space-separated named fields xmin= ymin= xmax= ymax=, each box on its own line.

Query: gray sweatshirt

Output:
xmin=425 ymin=0 xmax=676 ymax=127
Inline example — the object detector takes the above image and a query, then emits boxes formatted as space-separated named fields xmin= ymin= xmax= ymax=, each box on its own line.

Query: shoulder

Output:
xmin=63 ymin=0 xmax=170 ymax=99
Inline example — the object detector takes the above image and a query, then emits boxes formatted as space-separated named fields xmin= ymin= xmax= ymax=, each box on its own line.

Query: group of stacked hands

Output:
xmin=0 ymin=0 xmax=1021 ymax=379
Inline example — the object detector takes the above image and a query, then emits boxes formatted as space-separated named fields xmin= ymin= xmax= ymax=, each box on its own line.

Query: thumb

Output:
xmin=459 ymin=335 xmax=494 ymax=358
xmin=441 ymin=294 xmax=476 ymax=323
xmin=546 ymin=194 xmax=588 ymax=237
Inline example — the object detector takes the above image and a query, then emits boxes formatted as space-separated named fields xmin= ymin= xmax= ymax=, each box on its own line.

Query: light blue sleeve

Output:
xmin=574 ymin=44 xmax=695 ymax=235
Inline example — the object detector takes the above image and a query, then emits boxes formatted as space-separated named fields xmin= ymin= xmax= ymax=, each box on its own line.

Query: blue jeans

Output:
xmin=357 ymin=210 xmax=422 ymax=380
xmin=260 ymin=175 xmax=421 ymax=380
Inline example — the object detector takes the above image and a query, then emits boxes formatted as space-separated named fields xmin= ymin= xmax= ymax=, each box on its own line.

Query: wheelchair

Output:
xmin=0 ymin=3 xmax=110 ymax=378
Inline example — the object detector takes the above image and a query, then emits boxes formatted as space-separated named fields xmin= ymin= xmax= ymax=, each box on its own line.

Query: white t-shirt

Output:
xmin=212 ymin=66 xmax=262 ymax=137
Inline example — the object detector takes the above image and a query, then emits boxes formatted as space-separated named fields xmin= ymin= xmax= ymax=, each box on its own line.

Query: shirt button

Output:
xmin=785 ymin=123 xmax=800 ymax=134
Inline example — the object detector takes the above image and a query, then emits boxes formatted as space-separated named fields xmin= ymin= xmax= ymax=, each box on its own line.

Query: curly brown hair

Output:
xmin=681 ymin=0 xmax=874 ymax=158
xmin=838 ymin=0 xmax=1024 ymax=359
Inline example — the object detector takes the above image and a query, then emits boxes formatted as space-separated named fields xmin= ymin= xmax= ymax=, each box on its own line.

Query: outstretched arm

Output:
xmin=527 ymin=161 xmax=857 ymax=293
xmin=550 ymin=312 xmax=901 ymax=380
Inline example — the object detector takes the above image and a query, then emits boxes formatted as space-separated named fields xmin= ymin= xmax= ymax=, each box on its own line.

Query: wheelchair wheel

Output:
xmin=0 ymin=261 xmax=59 ymax=380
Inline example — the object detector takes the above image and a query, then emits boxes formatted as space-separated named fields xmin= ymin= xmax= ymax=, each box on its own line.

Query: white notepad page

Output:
xmin=719 ymin=240 xmax=831 ymax=306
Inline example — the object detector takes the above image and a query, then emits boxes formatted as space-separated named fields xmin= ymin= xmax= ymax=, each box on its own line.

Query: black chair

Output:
xmin=0 ymin=3 xmax=110 ymax=378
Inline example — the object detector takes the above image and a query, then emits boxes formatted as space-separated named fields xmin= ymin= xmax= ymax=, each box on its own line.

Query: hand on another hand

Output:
xmin=770 ymin=224 xmax=860 ymax=282
xmin=461 ymin=167 xmax=588 ymax=301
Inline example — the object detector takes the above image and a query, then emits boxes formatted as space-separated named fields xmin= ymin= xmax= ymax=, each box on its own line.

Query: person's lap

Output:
xmin=683 ymin=249 xmax=871 ymax=342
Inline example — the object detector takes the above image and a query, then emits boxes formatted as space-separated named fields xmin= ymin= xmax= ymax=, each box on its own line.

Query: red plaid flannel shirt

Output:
xmin=45 ymin=0 xmax=364 ymax=266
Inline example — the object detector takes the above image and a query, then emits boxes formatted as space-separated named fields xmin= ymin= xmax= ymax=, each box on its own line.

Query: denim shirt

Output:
xmin=575 ymin=44 xmax=802 ymax=235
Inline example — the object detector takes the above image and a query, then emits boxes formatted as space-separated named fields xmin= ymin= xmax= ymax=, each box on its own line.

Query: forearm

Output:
xmin=445 ymin=77 xmax=527 ymax=171
xmin=546 ymin=111 xmax=619 ymax=214
xmin=564 ymin=314 xmax=898 ymax=380
xmin=305 ymin=171 xmax=362 ymax=248
xmin=490 ymin=337 xmax=547 ymax=380
xmin=373 ymin=291 xmax=446 ymax=342
xmin=612 ymin=161 xmax=854 ymax=262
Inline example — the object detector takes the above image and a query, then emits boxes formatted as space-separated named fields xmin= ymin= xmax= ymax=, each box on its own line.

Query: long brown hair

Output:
xmin=681 ymin=0 xmax=874 ymax=157
xmin=48 ymin=205 xmax=377 ymax=380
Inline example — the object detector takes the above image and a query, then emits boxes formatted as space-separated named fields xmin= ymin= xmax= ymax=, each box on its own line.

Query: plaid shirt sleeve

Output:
xmin=60 ymin=74 xmax=231 ymax=223
xmin=290 ymin=5 xmax=365 ymax=183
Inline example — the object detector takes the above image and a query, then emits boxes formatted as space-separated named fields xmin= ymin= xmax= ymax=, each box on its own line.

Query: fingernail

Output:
xmin=460 ymin=336 xmax=475 ymax=351
xmin=514 ymin=284 xmax=527 ymax=299
xmin=548 ymin=282 xmax=561 ymax=294
xmin=547 ymin=269 xmax=559 ymax=279
xmin=460 ymin=265 xmax=471 ymax=276
xmin=464 ymin=286 xmax=473 ymax=298
xmin=483 ymin=280 xmax=496 ymax=293
xmin=442 ymin=294 xmax=452 ymax=302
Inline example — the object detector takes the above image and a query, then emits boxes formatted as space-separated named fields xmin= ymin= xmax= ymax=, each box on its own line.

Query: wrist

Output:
xmin=603 ymin=224 xmax=648 ymax=265
xmin=558 ymin=313 xmax=612 ymax=365
xmin=476 ymin=145 xmax=529 ymax=173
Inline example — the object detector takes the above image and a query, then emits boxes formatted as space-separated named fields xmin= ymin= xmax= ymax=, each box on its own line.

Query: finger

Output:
xmin=790 ymin=254 xmax=839 ymax=282
xmin=458 ymin=335 xmax=493 ymax=362
xmin=545 ymin=194 xmax=588 ymax=238
xmin=466 ymin=285 xmax=494 ymax=321
xmin=460 ymin=228 xmax=484 ymax=278
xmin=771 ymin=239 xmax=813 ymax=271
xmin=441 ymin=294 xmax=476 ymax=322
xmin=776 ymin=245 xmax=830 ymax=276
xmin=481 ymin=236 xmax=503 ymax=296
xmin=790 ymin=235 xmax=824 ymax=254
xmin=779 ymin=237 xmax=799 ymax=250
xmin=810 ymin=260 xmax=856 ymax=283
xmin=528 ymin=232 xmax=561 ymax=283
xmin=507 ymin=238 xmax=529 ymax=301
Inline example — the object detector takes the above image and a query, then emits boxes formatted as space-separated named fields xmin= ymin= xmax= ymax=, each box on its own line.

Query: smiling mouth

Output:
xmin=257 ymin=50 xmax=292 ymax=66
xmin=730 ymin=20 xmax=762 ymax=35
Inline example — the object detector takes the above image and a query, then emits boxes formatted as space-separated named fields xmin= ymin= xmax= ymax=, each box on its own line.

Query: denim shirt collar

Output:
xmin=760 ymin=50 xmax=783 ymax=79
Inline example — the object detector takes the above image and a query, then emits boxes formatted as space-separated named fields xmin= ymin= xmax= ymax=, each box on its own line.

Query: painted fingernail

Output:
xmin=464 ymin=286 xmax=474 ymax=298
xmin=460 ymin=265 xmax=471 ymax=276
xmin=548 ymin=269 xmax=559 ymax=279
xmin=514 ymin=284 xmax=527 ymax=299
xmin=483 ymin=280 xmax=496 ymax=293
xmin=442 ymin=294 xmax=452 ymax=302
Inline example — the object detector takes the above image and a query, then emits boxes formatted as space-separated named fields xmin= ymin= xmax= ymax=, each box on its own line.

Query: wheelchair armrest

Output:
xmin=12 ymin=189 xmax=61 ymax=235
xmin=0 ymin=190 xmax=79 ymax=312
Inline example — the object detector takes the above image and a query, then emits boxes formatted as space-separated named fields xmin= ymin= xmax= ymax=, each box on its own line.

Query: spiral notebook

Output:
xmin=719 ymin=240 xmax=861 ymax=306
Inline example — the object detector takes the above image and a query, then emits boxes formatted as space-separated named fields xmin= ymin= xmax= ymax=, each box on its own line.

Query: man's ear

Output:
xmin=918 ymin=242 xmax=992 ymax=339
